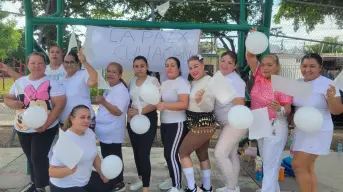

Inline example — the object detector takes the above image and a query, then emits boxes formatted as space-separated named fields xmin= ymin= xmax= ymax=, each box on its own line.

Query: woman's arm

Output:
xmin=233 ymin=97 xmax=245 ymax=106
xmin=245 ymin=51 xmax=259 ymax=73
xmin=327 ymin=97 xmax=343 ymax=115
xmin=36 ymin=95 xmax=66 ymax=133
xmin=78 ymin=49 xmax=98 ymax=88
xmin=0 ymin=63 xmax=23 ymax=80
xmin=4 ymin=94 xmax=23 ymax=110
xmin=196 ymin=88 xmax=215 ymax=111
xmin=101 ymin=100 xmax=123 ymax=116
xmin=326 ymin=85 xmax=343 ymax=115
xmin=142 ymin=104 xmax=157 ymax=114
xmin=162 ymin=94 xmax=189 ymax=111
xmin=49 ymin=165 xmax=77 ymax=178
xmin=93 ymin=155 xmax=103 ymax=174
xmin=93 ymin=155 xmax=108 ymax=183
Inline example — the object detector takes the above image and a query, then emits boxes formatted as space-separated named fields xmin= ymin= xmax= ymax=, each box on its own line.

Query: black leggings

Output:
xmin=99 ymin=142 xmax=123 ymax=187
xmin=17 ymin=125 xmax=58 ymax=188
xmin=161 ymin=121 xmax=188 ymax=189
xmin=127 ymin=111 xmax=158 ymax=187
xmin=49 ymin=171 xmax=112 ymax=192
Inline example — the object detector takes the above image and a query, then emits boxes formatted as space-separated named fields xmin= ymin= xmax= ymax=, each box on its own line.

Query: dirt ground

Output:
xmin=1 ymin=125 xmax=343 ymax=152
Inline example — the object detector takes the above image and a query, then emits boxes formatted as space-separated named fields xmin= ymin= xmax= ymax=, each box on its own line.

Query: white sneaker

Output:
xmin=159 ymin=178 xmax=173 ymax=190
xmin=129 ymin=179 xmax=143 ymax=191
xmin=215 ymin=186 xmax=240 ymax=192
xmin=168 ymin=187 xmax=184 ymax=192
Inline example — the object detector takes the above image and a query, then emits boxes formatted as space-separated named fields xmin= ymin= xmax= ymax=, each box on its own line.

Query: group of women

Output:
xmin=2 ymin=28 xmax=342 ymax=192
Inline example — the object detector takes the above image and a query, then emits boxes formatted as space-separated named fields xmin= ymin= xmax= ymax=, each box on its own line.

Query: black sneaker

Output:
xmin=112 ymin=182 xmax=126 ymax=192
xmin=24 ymin=182 xmax=35 ymax=192
xmin=185 ymin=184 xmax=201 ymax=192
xmin=200 ymin=184 xmax=212 ymax=192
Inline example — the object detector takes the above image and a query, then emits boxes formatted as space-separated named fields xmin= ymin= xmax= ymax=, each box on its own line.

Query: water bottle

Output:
xmin=290 ymin=137 xmax=295 ymax=157
xmin=255 ymin=167 xmax=263 ymax=181
xmin=337 ymin=140 xmax=342 ymax=154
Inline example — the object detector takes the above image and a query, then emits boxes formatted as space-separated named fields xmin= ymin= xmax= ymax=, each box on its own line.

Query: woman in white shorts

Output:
xmin=292 ymin=53 xmax=343 ymax=192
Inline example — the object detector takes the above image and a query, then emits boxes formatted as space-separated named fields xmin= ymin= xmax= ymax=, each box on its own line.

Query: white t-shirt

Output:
xmin=95 ymin=83 xmax=130 ymax=144
xmin=58 ymin=70 xmax=94 ymax=124
xmin=45 ymin=64 xmax=67 ymax=81
xmin=293 ymin=75 xmax=340 ymax=131
xmin=214 ymin=71 xmax=246 ymax=126
xmin=49 ymin=128 xmax=98 ymax=188
xmin=188 ymin=75 xmax=215 ymax=112
xmin=9 ymin=76 xmax=65 ymax=133
xmin=160 ymin=76 xmax=190 ymax=124
xmin=129 ymin=76 xmax=160 ymax=109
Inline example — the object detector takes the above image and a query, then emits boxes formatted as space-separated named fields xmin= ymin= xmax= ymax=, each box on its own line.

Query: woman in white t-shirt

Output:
xmin=49 ymin=105 xmax=112 ymax=192
xmin=59 ymin=50 xmax=97 ymax=129
xmin=127 ymin=56 xmax=160 ymax=192
xmin=214 ymin=51 xmax=246 ymax=192
xmin=156 ymin=57 xmax=190 ymax=192
xmin=95 ymin=62 xmax=130 ymax=192
xmin=4 ymin=52 xmax=66 ymax=192
xmin=291 ymin=53 xmax=343 ymax=192
xmin=45 ymin=45 xmax=67 ymax=81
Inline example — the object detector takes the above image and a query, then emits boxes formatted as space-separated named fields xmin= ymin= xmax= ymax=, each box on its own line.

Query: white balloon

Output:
xmin=228 ymin=105 xmax=254 ymax=129
xmin=294 ymin=106 xmax=323 ymax=132
xmin=101 ymin=155 xmax=123 ymax=179
xmin=245 ymin=31 xmax=269 ymax=55
xmin=22 ymin=106 xmax=48 ymax=129
xmin=140 ymin=83 xmax=160 ymax=105
xmin=130 ymin=115 xmax=151 ymax=134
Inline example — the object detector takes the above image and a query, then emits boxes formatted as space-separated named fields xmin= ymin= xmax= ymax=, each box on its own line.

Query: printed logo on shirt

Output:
xmin=15 ymin=80 xmax=52 ymax=131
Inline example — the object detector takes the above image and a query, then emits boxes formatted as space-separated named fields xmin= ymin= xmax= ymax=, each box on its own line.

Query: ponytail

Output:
xmin=63 ymin=113 xmax=73 ymax=131
xmin=120 ymin=78 xmax=128 ymax=88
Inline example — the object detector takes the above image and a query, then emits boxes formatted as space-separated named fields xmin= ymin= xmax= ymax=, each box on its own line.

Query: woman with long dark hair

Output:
xmin=157 ymin=57 xmax=190 ymax=192
xmin=292 ymin=53 xmax=343 ymax=192
xmin=127 ymin=56 xmax=160 ymax=192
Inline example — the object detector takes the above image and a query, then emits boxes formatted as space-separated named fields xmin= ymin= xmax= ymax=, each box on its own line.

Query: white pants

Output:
xmin=257 ymin=118 xmax=288 ymax=192
xmin=214 ymin=124 xmax=247 ymax=188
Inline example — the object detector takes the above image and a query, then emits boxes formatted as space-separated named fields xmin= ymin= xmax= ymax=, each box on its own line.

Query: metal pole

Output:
xmin=24 ymin=0 xmax=33 ymax=75
xmin=50 ymin=0 xmax=63 ymax=17
xmin=262 ymin=0 xmax=273 ymax=54
xmin=238 ymin=0 xmax=246 ymax=68
xmin=150 ymin=2 xmax=156 ymax=21
xmin=31 ymin=17 xmax=266 ymax=31
xmin=57 ymin=24 xmax=63 ymax=47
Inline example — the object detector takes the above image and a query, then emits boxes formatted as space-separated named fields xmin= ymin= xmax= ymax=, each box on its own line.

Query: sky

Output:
xmin=1 ymin=0 xmax=342 ymax=50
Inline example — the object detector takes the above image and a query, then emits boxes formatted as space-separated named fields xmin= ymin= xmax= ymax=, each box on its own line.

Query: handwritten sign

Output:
xmin=83 ymin=26 xmax=201 ymax=72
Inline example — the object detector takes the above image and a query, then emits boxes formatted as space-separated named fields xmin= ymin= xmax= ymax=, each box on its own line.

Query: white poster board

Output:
xmin=83 ymin=27 xmax=201 ymax=72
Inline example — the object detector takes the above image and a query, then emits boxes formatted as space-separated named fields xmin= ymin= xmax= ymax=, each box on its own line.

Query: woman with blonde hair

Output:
xmin=246 ymin=28 xmax=293 ymax=192
xmin=179 ymin=55 xmax=216 ymax=192
xmin=49 ymin=105 xmax=112 ymax=192
xmin=95 ymin=62 xmax=130 ymax=192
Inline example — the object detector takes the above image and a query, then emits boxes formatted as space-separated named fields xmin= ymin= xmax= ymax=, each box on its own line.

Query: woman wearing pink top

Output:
xmin=246 ymin=33 xmax=293 ymax=192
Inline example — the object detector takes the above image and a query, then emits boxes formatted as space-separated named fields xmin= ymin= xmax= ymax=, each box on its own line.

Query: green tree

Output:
xmin=305 ymin=36 xmax=343 ymax=53
xmin=274 ymin=0 xmax=343 ymax=32
xmin=2 ymin=0 xmax=123 ymax=50
xmin=0 ymin=12 xmax=21 ymax=59
xmin=6 ymin=29 xmax=25 ymax=61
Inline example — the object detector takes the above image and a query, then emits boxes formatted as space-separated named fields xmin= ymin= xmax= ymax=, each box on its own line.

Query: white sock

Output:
xmin=183 ymin=167 xmax=195 ymax=190
xmin=202 ymin=169 xmax=211 ymax=190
